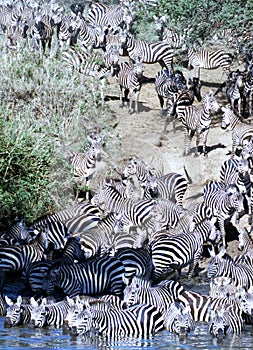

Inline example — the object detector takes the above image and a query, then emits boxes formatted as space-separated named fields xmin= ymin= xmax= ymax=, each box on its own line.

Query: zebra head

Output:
xmin=30 ymin=297 xmax=48 ymax=328
xmin=132 ymin=57 xmax=145 ymax=78
xmin=237 ymin=226 xmax=250 ymax=251
xmin=4 ymin=295 xmax=23 ymax=327
xmin=64 ymin=296 xmax=84 ymax=331
xmin=163 ymin=302 xmax=195 ymax=338
xmin=208 ymin=306 xmax=230 ymax=339
xmin=221 ymin=104 xmax=233 ymax=129
xmin=226 ymin=184 xmax=244 ymax=220
xmin=70 ymin=304 xmax=94 ymax=336
xmin=204 ymin=90 xmax=220 ymax=113
xmin=209 ymin=276 xmax=236 ymax=298
xmin=236 ymin=287 xmax=253 ymax=315
xmin=207 ymin=246 xmax=227 ymax=279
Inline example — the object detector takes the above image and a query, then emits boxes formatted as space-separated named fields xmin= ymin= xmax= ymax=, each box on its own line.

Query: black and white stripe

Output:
xmin=203 ymin=181 xmax=244 ymax=248
xmin=70 ymin=300 xmax=164 ymax=338
xmin=44 ymin=254 xmax=125 ymax=298
xmin=122 ymin=33 xmax=174 ymax=70
xmin=221 ymin=104 xmax=253 ymax=157
xmin=177 ymin=90 xmax=219 ymax=156
xmin=188 ymin=47 xmax=232 ymax=79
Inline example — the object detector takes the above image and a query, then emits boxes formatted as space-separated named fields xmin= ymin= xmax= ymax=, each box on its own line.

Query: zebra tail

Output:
xmin=183 ymin=166 xmax=193 ymax=185
xmin=214 ymin=81 xmax=226 ymax=96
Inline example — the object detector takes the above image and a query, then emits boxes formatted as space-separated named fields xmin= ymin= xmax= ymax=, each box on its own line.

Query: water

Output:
xmin=0 ymin=319 xmax=253 ymax=350
xmin=2 ymin=278 xmax=253 ymax=350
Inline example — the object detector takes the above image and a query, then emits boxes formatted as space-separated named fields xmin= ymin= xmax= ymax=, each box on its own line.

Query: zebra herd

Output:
xmin=1 ymin=146 xmax=253 ymax=341
xmin=3 ymin=0 xmax=253 ymax=345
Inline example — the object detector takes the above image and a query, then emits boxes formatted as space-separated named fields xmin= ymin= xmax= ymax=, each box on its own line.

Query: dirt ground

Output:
xmin=94 ymin=58 xmax=249 ymax=259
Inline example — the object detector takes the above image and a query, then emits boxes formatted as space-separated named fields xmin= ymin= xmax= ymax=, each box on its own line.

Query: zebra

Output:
xmin=164 ymin=77 xmax=202 ymax=133
xmin=226 ymin=71 xmax=245 ymax=116
xmin=187 ymin=47 xmax=232 ymax=79
xmin=44 ymin=254 xmax=125 ymax=298
xmin=4 ymin=295 xmax=33 ymax=327
xmin=68 ymin=15 xmax=106 ymax=51
xmin=121 ymin=156 xmax=190 ymax=207
xmin=113 ymin=58 xmax=145 ymax=114
xmin=74 ymin=212 xmax=121 ymax=259
xmin=177 ymin=289 xmax=244 ymax=335
xmin=69 ymin=300 xmax=164 ymax=339
xmin=237 ymin=226 xmax=253 ymax=255
xmin=121 ymin=32 xmax=174 ymax=70
xmin=1 ymin=218 xmax=30 ymax=245
xmin=149 ymin=218 xmax=218 ymax=282
xmin=68 ymin=133 xmax=103 ymax=200
xmin=30 ymin=297 xmax=71 ymax=328
xmin=208 ymin=304 xmax=236 ymax=338
xmin=30 ymin=202 xmax=101 ymax=230
xmin=123 ymin=276 xmax=185 ymax=312
xmin=121 ymin=155 xmax=163 ymax=181
xmin=114 ymin=247 xmax=153 ymax=284
xmin=219 ymin=157 xmax=252 ymax=225
xmin=176 ymin=90 xmax=220 ymax=156
xmin=221 ymin=104 xmax=253 ymax=157
xmin=154 ymin=68 xmax=186 ymax=117
xmin=0 ymin=227 xmax=48 ymax=273
xmin=32 ymin=220 xmax=70 ymax=251
xmin=163 ymin=302 xmax=195 ymax=337
xmin=31 ymin=7 xmax=62 ymax=54
xmin=207 ymin=247 xmax=253 ymax=290
xmin=153 ymin=15 xmax=185 ymax=48
xmin=25 ymin=237 xmax=84 ymax=294
xmin=243 ymin=63 xmax=253 ymax=116
xmin=203 ymin=181 xmax=244 ymax=248
xmin=86 ymin=1 xmax=134 ymax=32
xmin=209 ymin=276 xmax=237 ymax=299
xmin=92 ymin=180 xmax=158 ymax=235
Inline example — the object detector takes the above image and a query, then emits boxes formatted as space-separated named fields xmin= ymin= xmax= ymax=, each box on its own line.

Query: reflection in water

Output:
xmin=0 ymin=318 xmax=253 ymax=350
xmin=1 ymin=279 xmax=253 ymax=350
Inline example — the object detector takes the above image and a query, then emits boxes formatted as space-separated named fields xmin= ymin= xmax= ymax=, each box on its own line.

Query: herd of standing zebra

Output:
xmin=3 ymin=0 xmax=253 ymax=345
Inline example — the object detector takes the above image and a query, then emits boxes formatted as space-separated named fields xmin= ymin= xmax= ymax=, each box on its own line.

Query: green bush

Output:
xmin=0 ymin=47 xmax=112 ymax=229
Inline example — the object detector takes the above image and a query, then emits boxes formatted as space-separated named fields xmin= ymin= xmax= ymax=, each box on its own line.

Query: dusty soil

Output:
xmin=95 ymin=59 xmax=248 ymax=259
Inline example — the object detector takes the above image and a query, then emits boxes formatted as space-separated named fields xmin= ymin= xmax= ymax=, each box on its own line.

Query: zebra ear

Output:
xmin=208 ymin=245 xmax=216 ymax=257
xmin=218 ymin=245 xmax=226 ymax=259
xmin=5 ymin=295 xmax=13 ymax=307
xmin=30 ymin=297 xmax=38 ymax=308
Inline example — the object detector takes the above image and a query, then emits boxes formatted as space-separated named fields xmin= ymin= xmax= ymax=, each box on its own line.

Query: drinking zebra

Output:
xmin=30 ymin=297 xmax=71 ymax=328
xmin=69 ymin=300 xmax=164 ymax=339
xmin=163 ymin=302 xmax=195 ymax=337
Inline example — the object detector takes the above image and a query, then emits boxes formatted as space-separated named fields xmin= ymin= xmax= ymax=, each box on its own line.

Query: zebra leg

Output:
xmin=119 ymin=86 xmax=124 ymax=108
xmin=158 ymin=95 xmax=164 ymax=116
xmin=135 ymin=91 xmax=140 ymax=114
xmin=218 ymin=217 xmax=226 ymax=249
xmin=202 ymin=128 xmax=209 ymax=157
xmin=129 ymin=91 xmax=134 ymax=114
xmin=183 ymin=130 xmax=192 ymax=156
